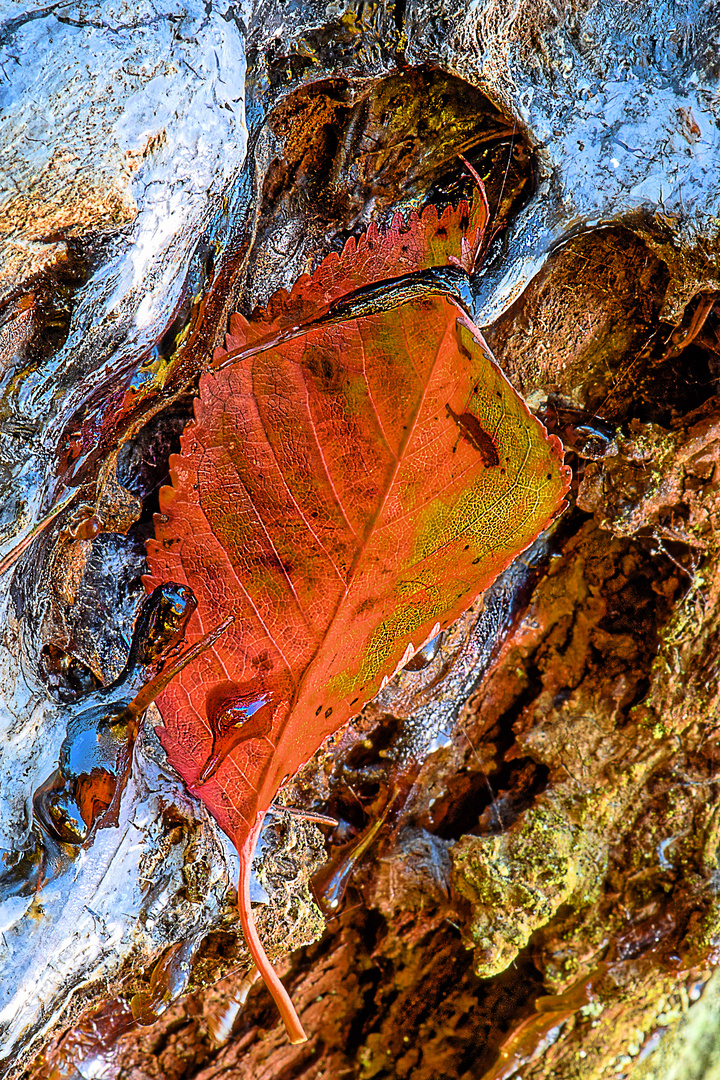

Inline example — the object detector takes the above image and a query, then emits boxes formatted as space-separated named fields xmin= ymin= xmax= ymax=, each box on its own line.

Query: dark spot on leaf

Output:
xmin=251 ymin=650 xmax=273 ymax=672
xmin=304 ymin=345 xmax=343 ymax=390
xmin=355 ymin=597 xmax=377 ymax=616
xmin=316 ymin=705 xmax=323 ymax=716
xmin=325 ymin=707 xmax=333 ymax=719
xmin=445 ymin=403 xmax=499 ymax=467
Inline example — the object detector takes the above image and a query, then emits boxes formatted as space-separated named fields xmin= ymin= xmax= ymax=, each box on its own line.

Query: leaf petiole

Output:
xmin=238 ymin=815 xmax=308 ymax=1045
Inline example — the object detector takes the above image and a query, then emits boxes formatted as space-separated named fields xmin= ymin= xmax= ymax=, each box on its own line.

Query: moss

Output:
xmin=451 ymin=798 xmax=593 ymax=977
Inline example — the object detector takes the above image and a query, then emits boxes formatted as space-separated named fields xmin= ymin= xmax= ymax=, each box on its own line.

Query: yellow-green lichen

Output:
xmin=451 ymin=798 xmax=595 ymax=978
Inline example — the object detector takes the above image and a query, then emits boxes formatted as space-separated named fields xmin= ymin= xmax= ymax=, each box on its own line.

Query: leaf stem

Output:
xmin=238 ymin=814 xmax=308 ymax=1045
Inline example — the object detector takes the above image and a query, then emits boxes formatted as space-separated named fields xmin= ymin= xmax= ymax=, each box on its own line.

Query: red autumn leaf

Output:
xmin=144 ymin=195 xmax=570 ymax=1041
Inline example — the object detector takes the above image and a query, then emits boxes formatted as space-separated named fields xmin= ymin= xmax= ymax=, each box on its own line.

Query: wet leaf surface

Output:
xmin=145 ymin=199 xmax=570 ymax=1036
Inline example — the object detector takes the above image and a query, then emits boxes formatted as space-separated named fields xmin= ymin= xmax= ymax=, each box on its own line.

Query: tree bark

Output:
xmin=1 ymin=2 xmax=720 ymax=1078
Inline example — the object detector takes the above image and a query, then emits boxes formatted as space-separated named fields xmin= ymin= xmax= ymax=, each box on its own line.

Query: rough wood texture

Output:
xmin=1 ymin=0 xmax=720 ymax=1077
